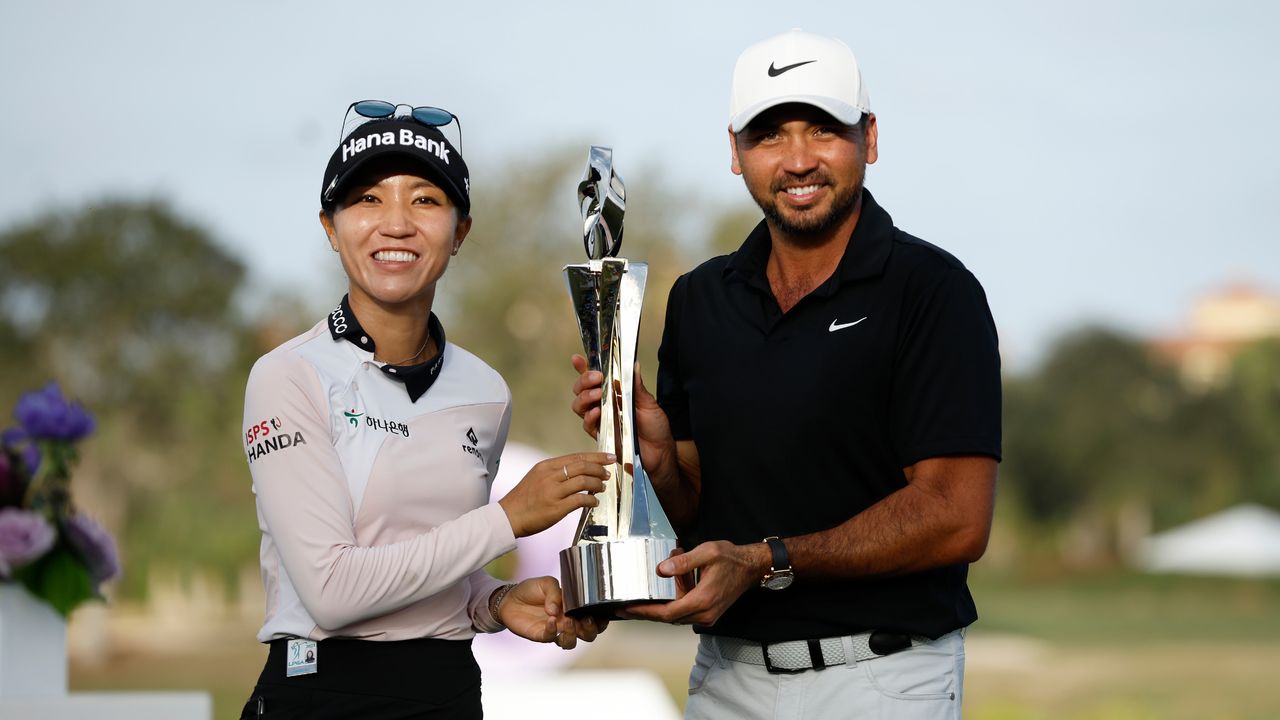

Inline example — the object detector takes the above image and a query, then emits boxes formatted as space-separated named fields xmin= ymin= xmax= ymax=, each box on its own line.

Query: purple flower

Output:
xmin=1 ymin=428 xmax=41 ymax=477
xmin=14 ymin=382 xmax=96 ymax=442
xmin=65 ymin=513 xmax=120 ymax=584
xmin=0 ymin=508 xmax=56 ymax=578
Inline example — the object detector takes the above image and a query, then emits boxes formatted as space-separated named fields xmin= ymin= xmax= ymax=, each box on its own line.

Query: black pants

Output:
xmin=241 ymin=637 xmax=482 ymax=719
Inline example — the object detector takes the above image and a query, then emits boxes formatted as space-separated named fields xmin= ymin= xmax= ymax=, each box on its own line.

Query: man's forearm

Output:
xmin=783 ymin=456 xmax=996 ymax=580
xmin=649 ymin=439 xmax=701 ymax=538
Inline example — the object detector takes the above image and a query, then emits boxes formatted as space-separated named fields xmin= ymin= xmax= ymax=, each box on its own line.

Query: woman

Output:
xmin=240 ymin=101 xmax=610 ymax=718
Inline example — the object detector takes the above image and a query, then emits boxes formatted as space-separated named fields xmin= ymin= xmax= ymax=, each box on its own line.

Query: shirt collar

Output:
xmin=327 ymin=295 xmax=447 ymax=403
xmin=724 ymin=188 xmax=895 ymax=293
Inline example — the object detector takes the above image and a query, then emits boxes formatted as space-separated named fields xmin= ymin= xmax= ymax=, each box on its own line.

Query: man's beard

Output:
xmin=750 ymin=172 xmax=863 ymax=246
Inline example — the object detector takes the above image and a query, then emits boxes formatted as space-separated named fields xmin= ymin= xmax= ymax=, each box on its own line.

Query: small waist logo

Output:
xmin=462 ymin=427 xmax=484 ymax=462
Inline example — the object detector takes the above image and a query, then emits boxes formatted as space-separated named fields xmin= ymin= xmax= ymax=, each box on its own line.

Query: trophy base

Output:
xmin=559 ymin=537 xmax=679 ymax=618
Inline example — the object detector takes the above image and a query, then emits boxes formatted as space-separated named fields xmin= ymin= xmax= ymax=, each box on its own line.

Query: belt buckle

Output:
xmin=868 ymin=631 xmax=913 ymax=657
xmin=760 ymin=641 xmax=807 ymax=675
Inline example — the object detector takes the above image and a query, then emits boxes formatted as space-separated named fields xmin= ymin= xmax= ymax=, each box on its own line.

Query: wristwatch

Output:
xmin=760 ymin=536 xmax=794 ymax=590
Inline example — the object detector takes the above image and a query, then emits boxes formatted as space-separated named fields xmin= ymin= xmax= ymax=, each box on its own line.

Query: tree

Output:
xmin=440 ymin=147 xmax=698 ymax=451
xmin=0 ymin=199 xmax=246 ymax=415
xmin=1001 ymin=325 xmax=1280 ymax=567
xmin=1005 ymin=328 xmax=1166 ymax=521
xmin=1222 ymin=339 xmax=1280 ymax=508
xmin=0 ymin=199 xmax=261 ymax=597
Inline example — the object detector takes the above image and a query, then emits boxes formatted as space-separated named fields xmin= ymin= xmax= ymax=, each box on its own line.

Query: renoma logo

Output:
xmin=462 ymin=427 xmax=484 ymax=463
xmin=342 ymin=129 xmax=451 ymax=164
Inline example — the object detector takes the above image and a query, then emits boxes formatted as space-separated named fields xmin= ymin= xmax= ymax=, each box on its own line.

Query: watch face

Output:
xmin=763 ymin=572 xmax=794 ymax=590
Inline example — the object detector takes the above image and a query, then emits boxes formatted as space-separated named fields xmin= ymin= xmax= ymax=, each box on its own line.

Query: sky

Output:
xmin=3 ymin=0 xmax=1278 ymax=368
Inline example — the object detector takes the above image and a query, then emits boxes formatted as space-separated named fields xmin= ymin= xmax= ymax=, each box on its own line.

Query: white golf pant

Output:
xmin=684 ymin=629 xmax=965 ymax=720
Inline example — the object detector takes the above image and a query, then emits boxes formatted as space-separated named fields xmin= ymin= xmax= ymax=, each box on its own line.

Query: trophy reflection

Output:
xmin=559 ymin=146 xmax=678 ymax=616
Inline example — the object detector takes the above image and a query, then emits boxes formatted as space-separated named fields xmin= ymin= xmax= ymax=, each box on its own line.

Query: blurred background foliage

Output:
xmin=2 ymin=164 xmax=1279 ymax=600
xmin=4 ymin=157 xmax=1280 ymax=720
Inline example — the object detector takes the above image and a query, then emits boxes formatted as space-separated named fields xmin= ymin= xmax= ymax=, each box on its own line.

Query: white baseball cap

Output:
xmin=729 ymin=29 xmax=871 ymax=133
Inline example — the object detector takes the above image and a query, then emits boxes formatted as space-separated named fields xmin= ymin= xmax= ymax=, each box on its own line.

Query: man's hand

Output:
xmin=570 ymin=356 xmax=680 ymax=486
xmin=570 ymin=355 xmax=702 ymax=537
xmin=499 ymin=576 xmax=608 ymax=650
xmin=617 ymin=541 xmax=769 ymax=627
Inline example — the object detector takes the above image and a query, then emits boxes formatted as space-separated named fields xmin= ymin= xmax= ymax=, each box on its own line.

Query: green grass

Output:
xmin=969 ymin=570 xmax=1280 ymax=644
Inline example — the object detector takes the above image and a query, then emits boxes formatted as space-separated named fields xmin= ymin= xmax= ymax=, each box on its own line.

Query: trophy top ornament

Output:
xmin=578 ymin=146 xmax=626 ymax=260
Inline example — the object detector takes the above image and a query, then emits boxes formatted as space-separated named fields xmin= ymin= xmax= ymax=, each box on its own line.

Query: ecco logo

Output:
xmin=462 ymin=426 xmax=484 ymax=463
xmin=331 ymin=306 xmax=349 ymax=334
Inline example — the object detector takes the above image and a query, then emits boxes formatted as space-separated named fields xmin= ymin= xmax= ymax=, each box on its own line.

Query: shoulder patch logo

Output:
xmin=246 ymin=415 xmax=307 ymax=464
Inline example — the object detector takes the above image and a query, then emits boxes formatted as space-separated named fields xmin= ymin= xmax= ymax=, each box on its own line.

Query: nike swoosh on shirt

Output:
xmin=829 ymin=317 xmax=868 ymax=332
xmin=768 ymin=60 xmax=816 ymax=77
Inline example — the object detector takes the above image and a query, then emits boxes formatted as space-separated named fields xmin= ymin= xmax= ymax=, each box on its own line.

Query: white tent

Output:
xmin=1141 ymin=503 xmax=1280 ymax=576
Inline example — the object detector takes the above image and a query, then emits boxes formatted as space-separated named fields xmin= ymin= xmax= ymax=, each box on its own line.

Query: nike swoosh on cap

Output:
xmin=768 ymin=60 xmax=816 ymax=77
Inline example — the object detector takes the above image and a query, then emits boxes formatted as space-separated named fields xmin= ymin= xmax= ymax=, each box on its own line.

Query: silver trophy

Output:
xmin=559 ymin=146 xmax=679 ymax=616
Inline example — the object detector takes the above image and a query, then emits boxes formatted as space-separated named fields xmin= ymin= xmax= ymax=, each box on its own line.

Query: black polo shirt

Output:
xmin=656 ymin=189 xmax=1001 ymax=642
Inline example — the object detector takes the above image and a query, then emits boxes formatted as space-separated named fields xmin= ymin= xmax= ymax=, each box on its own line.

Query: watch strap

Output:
xmin=763 ymin=536 xmax=790 ymax=573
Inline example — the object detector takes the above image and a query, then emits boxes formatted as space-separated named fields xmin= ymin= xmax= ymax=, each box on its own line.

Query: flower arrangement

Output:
xmin=0 ymin=382 xmax=119 ymax=616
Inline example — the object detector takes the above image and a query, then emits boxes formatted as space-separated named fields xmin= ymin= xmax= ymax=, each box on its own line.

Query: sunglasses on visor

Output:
xmin=339 ymin=100 xmax=463 ymax=152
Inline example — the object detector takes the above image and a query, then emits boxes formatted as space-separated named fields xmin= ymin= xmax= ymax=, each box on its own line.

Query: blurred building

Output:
xmin=1152 ymin=281 xmax=1280 ymax=387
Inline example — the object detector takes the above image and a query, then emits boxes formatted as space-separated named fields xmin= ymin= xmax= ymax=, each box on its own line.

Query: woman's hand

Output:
xmin=498 ymin=576 xmax=609 ymax=649
xmin=498 ymin=453 xmax=613 ymax=538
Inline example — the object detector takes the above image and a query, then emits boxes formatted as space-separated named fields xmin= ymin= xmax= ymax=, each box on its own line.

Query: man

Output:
xmin=572 ymin=29 xmax=1000 ymax=719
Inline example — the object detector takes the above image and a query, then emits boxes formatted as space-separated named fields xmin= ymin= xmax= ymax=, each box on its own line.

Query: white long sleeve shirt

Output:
xmin=242 ymin=306 xmax=515 ymax=643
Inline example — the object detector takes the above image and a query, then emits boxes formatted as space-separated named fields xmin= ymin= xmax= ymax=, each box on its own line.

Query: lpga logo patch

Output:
xmin=286 ymin=639 xmax=317 ymax=677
